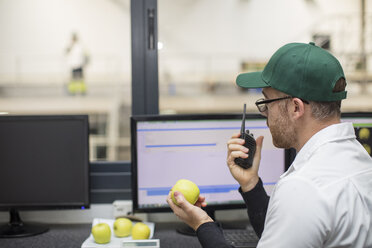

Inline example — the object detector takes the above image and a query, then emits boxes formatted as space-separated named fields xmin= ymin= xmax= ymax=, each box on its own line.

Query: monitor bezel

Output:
xmin=341 ymin=112 xmax=372 ymax=119
xmin=131 ymin=113 xmax=291 ymax=213
xmin=0 ymin=114 xmax=90 ymax=211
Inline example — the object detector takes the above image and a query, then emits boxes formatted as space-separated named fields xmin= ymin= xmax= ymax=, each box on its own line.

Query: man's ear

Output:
xmin=291 ymin=98 xmax=306 ymax=120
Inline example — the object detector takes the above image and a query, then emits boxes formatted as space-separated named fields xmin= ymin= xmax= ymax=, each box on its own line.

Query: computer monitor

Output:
xmin=130 ymin=112 xmax=372 ymax=227
xmin=0 ymin=115 xmax=90 ymax=238
xmin=130 ymin=114 xmax=289 ymax=218
xmin=342 ymin=112 xmax=372 ymax=157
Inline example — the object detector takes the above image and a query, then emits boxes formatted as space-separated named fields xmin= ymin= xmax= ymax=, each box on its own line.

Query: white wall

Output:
xmin=158 ymin=0 xmax=369 ymax=84
xmin=0 ymin=0 xmax=131 ymax=84
xmin=0 ymin=0 xmax=370 ymax=86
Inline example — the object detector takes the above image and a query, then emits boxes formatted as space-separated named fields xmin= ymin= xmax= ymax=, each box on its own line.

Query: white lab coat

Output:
xmin=259 ymin=122 xmax=372 ymax=248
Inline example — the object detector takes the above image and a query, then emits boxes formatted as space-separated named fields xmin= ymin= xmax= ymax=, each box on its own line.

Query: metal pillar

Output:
xmin=131 ymin=0 xmax=159 ymax=115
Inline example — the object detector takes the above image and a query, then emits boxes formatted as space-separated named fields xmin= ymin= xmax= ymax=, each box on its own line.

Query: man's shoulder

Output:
xmin=292 ymin=139 xmax=372 ymax=187
xmin=281 ymin=159 xmax=372 ymax=207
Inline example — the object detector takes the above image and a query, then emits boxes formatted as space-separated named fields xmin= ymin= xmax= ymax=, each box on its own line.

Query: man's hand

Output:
xmin=166 ymin=191 xmax=213 ymax=231
xmin=227 ymin=133 xmax=264 ymax=192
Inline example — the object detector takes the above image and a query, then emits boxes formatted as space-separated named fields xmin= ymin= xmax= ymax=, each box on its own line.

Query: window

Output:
xmin=0 ymin=0 xmax=131 ymax=161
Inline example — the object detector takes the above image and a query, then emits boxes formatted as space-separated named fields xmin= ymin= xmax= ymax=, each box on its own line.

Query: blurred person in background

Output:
xmin=65 ymin=32 xmax=89 ymax=95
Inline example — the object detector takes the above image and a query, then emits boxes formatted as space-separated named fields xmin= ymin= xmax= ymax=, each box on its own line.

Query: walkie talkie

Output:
xmin=234 ymin=104 xmax=257 ymax=169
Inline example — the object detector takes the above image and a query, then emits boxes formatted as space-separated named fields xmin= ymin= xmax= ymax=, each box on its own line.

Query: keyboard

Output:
xmin=223 ymin=228 xmax=259 ymax=248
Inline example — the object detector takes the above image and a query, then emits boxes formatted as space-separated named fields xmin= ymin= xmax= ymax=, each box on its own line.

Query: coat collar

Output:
xmin=281 ymin=122 xmax=356 ymax=178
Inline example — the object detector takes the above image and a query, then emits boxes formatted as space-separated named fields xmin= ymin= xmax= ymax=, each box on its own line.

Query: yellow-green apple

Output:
xmin=91 ymin=223 xmax=111 ymax=244
xmin=359 ymin=128 xmax=370 ymax=140
xmin=132 ymin=222 xmax=151 ymax=240
xmin=171 ymin=179 xmax=200 ymax=206
xmin=113 ymin=217 xmax=132 ymax=237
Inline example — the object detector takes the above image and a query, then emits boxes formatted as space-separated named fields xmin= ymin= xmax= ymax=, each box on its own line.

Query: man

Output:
xmin=65 ymin=33 xmax=89 ymax=95
xmin=167 ymin=42 xmax=372 ymax=247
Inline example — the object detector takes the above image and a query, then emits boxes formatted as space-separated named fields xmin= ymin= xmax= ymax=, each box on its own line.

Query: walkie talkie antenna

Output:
xmin=235 ymin=103 xmax=256 ymax=169
xmin=240 ymin=103 xmax=246 ymax=134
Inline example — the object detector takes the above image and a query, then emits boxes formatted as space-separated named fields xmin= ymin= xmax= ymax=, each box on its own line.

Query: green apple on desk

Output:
xmin=113 ymin=217 xmax=133 ymax=237
xmin=171 ymin=179 xmax=200 ymax=206
xmin=132 ymin=222 xmax=151 ymax=240
xmin=91 ymin=223 xmax=111 ymax=244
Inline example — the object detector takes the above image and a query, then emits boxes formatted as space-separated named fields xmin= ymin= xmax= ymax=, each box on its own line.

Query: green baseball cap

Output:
xmin=236 ymin=42 xmax=347 ymax=101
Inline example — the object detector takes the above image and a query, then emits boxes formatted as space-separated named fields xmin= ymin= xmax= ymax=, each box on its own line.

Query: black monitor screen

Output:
xmin=131 ymin=114 xmax=287 ymax=212
xmin=0 ymin=115 xmax=90 ymax=209
xmin=342 ymin=112 xmax=372 ymax=157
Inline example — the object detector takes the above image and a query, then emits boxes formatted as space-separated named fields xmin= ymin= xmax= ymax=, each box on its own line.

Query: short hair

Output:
xmin=309 ymin=77 xmax=346 ymax=121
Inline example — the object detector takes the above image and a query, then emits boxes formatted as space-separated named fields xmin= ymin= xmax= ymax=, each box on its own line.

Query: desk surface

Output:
xmin=0 ymin=222 xmax=205 ymax=248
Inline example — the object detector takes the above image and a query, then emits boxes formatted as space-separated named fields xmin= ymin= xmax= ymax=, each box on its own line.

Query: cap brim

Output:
xmin=236 ymin=71 xmax=269 ymax=89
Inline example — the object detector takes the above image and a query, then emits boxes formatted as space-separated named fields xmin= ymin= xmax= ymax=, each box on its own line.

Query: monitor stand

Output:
xmin=0 ymin=208 xmax=49 ymax=238
xmin=176 ymin=209 xmax=248 ymax=236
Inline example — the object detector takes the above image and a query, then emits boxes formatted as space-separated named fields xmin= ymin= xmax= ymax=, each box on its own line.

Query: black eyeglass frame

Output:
xmin=255 ymin=96 xmax=309 ymax=113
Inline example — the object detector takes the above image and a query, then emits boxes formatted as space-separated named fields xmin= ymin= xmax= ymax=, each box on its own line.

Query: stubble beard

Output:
xmin=267 ymin=110 xmax=296 ymax=149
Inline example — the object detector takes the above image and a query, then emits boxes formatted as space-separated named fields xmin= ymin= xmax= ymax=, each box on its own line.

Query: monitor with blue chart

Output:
xmin=131 ymin=114 xmax=289 ymax=215
xmin=130 ymin=112 xmax=372 ymax=234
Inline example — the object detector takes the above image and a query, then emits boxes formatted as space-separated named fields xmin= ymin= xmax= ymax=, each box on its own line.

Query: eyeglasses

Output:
xmin=255 ymin=96 xmax=309 ymax=113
